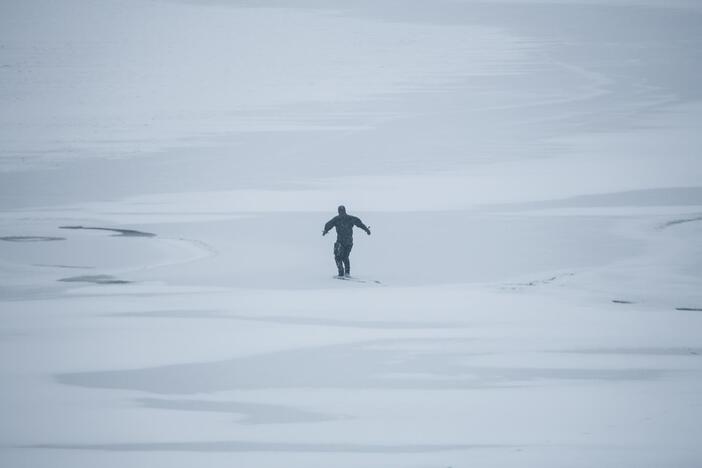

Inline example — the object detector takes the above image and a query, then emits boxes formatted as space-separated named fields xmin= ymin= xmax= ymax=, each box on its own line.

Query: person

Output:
xmin=322 ymin=205 xmax=371 ymax=277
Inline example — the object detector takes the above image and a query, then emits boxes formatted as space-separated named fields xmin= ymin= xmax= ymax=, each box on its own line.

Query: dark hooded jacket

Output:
xmin=323 ymin=207 xmax=370 ymax=245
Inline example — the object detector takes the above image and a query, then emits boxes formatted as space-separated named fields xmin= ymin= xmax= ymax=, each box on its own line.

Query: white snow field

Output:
xmin=1 ymin=0 xmax=702 ymax=467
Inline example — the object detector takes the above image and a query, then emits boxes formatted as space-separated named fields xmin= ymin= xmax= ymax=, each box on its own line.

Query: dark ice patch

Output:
xmin=34 ymin=264 xmax=94 ymax=270
xmin=498 ymin=187 xmax=702 ymax=211
xmin=56 ymin=338 xmax=665 ymax=395
xmin=612 ymin=299 xmax=635 ymax=304
xmin=110 ymin=310 xmax=473 ymax=330
xmin=676 ymin=307 xmax=702 ymax=312
xmin=558 ymin=347 xmax=702 ymax=356
xmin=661 ymin=216 xmax=702 ymax=229
xmin=0 ymin=236 xmax=65 ymax=242
xmin=59 ymin=226 xmax=156 ymax=237
xmin=59 ymin=275 xmax=131 ymax=285
xmin=24 ymin=441 xmax=505 ymax=454
xmin=136 ymin=397 xmax=344 ymax=425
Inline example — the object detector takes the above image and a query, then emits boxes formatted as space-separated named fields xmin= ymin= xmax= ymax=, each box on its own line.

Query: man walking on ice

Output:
xmin=323 ymin=205 xmax=371 ymax=278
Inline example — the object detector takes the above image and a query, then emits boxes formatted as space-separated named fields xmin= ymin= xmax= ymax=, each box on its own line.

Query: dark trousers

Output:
xmin=334 ymin=242 xmax=353 ymax=275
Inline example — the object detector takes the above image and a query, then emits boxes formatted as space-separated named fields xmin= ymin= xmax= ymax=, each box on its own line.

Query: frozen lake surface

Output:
xmin=1 ymin=1 xmax=701 ymax=467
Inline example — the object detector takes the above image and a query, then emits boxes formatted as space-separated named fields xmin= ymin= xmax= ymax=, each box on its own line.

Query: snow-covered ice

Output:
xmin=1 ymin=1 xmax=701 ymax=467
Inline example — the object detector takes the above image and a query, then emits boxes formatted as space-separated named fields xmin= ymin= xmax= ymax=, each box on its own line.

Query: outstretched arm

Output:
xmin=322 ymin=217 xmax=337 ymax=236
xmin=353 ymin=217 xmax=371 ymax=235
